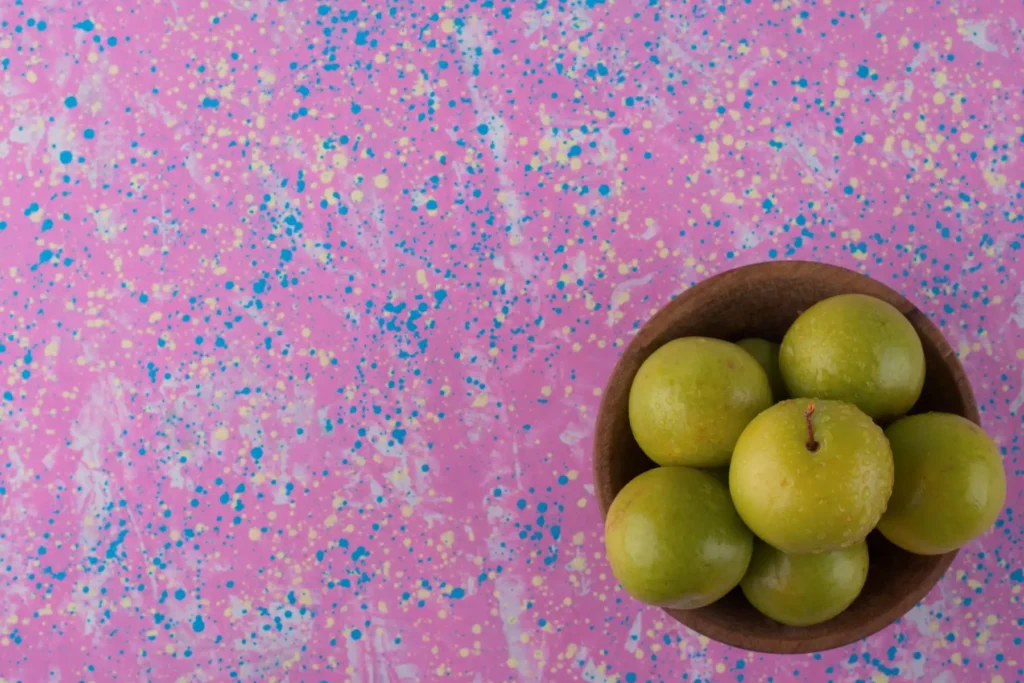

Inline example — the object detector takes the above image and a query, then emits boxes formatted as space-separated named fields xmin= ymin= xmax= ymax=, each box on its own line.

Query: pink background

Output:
xmin=0 ymin=0 xmax=1021 ymax=680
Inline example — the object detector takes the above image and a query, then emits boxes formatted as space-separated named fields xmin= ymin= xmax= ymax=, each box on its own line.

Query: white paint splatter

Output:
xmin=606 ymin=274 xmax=654 ymax=326
xmin=1009 ymin=281 xmax=1024 ymax=328
xmin=625 ymin=612 xmax=642 ymax=653
xmin=962 ymin=21 xmax=998 ymax=52
xmin=495 ymin=576 xmax=539 ymax=680
xmin=1009 ymin=369 xmax=1024 ymax=415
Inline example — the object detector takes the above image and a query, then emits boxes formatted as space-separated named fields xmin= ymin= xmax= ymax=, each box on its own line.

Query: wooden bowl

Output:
xmin=593 ymin=261 xmax=977 ymax=654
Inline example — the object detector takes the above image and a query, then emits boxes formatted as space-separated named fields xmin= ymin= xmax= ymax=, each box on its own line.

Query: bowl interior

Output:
xmin=593 ymin=261 xmax=976 ymax=654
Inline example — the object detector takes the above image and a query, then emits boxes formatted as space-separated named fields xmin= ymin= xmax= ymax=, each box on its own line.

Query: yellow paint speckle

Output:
xmin=374 ymin=174 xmax=389 ymax=189
xmin=704 ymin=141 xmax=720 ymax=163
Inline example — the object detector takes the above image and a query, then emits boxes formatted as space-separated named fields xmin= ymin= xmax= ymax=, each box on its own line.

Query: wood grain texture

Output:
xmin=593 ymin=261 xmax=977 ymax=654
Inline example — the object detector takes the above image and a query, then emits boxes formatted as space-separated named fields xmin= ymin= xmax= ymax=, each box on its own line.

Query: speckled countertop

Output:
xmin=0 ymin=0 xmax=1021 ymax=681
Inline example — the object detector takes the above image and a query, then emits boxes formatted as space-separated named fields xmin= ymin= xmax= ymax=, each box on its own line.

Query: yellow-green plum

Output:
xmin=878 ymin=413 xmax=1006 ymax=555
xmin=741 ymin=540 xmax=869 ymax=626
xmin=629 ymin=337 xmax=772 ymax=467
xmin=730 ymin=399 xmax=893 ymax=553
xmin=737 ymin=338 xmax=786 ymax=400
xmin=780 ymin=294 xmax=925 ymax=421
xmin=605 ymin=467 xmax=753 ymax=609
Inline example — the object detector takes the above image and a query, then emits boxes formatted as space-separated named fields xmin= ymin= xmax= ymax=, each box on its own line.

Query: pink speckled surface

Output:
xmin=0 ymin=0 xmax=1021 ymax=680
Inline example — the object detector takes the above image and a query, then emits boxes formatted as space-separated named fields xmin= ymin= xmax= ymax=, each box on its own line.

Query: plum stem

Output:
xmin=805 ymin=401 xmax=820 ymax=453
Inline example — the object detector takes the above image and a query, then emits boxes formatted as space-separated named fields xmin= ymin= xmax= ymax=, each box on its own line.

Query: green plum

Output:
xmin=741 ymin=540 xmax=869 ymax=626
xmin=730 ymin=399 xmax=893 ymax=553
xmin=878 ymin=413 xmax=1006 ymax=555
xmin=737 ymin=338 xmax=786 ymax=400
xmin=780 ymin=294 xmax=925 ymax=421
xmin=605 ymin=466 xmax=753 ymax=609
xmin=629 ymin=337 xmax=773 ymax=467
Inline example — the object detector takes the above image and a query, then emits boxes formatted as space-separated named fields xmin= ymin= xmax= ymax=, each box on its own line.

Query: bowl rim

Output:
xmin=593 ymin=260 xmax=978 ymax=654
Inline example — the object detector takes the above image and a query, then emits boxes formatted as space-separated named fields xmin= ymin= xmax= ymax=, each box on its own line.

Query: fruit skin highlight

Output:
xmin=779 ymin=294 xmax=925 ymax=421
xmin=730 ymin=399 xmax=894 ymax=554
xmin=737 ymin=338 xmax=786 ymax=401
xmin=878 ymin=413 xmax=1006 ymax=555
xmin=741 ymin=539 xmax=869 ymax=627
xmin=605 ymin=467 xmax=753 ymax=609
xmin=629 ymin=337 xmax=772 ymax=468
